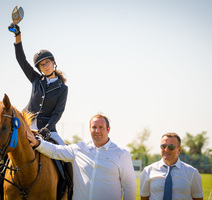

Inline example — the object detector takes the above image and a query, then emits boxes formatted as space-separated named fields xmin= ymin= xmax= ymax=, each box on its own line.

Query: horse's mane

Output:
xmin=21 ymin=110 xmax=34 ymax=127
xmin=12 ymin=106 xmax=34 ymax=128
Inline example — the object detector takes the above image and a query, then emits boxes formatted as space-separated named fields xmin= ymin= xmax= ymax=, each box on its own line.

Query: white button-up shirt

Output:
xmin=140 ymin=158 xmax=203 ymax=199
xmin=37 ymin=138 xmax=137 ymax=200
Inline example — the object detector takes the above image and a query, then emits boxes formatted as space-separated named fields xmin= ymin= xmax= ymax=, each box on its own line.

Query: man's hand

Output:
xmin=26 ymin=131 xmax=40 ymax=148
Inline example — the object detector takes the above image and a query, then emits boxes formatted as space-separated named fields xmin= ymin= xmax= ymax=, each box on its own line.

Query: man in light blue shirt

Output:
xmin=27 ymin=114 xmax=137 ymax=200
xmin=140 ymin=132 xmax=203 ymax=200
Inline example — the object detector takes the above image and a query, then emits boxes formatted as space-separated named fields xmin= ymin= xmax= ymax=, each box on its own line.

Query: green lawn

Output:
xmin=136 ymin=173 xmax=212 ymax=200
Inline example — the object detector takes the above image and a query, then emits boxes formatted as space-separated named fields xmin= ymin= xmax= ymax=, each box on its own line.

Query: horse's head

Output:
xmin=0 ymin=94 xmax=21 ymax=161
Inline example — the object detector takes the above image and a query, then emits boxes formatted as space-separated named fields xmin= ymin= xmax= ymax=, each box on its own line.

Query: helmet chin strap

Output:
xmin=46 ymin=71 xmax=54 ymax=78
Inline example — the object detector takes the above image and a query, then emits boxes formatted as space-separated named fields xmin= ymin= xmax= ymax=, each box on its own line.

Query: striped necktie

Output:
xmin=163 ymin=165 xmax=175 ymax=200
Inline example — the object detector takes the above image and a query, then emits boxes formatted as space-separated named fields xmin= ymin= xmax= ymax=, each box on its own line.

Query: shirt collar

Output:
xmin=87 ymin=138 xmax=111 ymax=150
xmin=46 ymin=76 xmax=58 ymax=85
xmin=159 ymin=157 xmax=181 ymax=169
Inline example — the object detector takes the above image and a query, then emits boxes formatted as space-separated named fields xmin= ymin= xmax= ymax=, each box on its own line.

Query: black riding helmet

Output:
xmin=33 ymin=50 xmax=55 ymax=71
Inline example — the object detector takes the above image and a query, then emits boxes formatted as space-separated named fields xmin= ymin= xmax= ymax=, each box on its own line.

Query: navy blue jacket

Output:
xmin=15 ymin=42 xmax=68 ymax=132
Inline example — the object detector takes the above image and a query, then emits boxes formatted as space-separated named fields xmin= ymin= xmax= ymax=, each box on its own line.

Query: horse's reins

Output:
xmin=6 ymin=151 xmax=41 ymax=200
xmin=0 ymin=108 xmax=42 ymax=200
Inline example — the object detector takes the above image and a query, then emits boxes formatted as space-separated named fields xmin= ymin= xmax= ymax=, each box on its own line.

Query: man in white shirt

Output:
xmin=140 ymin=132 xmax=203 ymax=200
xmin=27 ymin=114 xmax=137 ymax=200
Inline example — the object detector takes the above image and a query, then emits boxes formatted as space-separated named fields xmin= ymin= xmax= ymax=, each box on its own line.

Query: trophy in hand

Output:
xmin=8 ymin=6 xmax=24 ymax=33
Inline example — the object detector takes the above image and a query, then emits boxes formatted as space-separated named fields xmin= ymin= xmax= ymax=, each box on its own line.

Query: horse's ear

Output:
xmin=3 ymin=94 xmax=11 ymax=110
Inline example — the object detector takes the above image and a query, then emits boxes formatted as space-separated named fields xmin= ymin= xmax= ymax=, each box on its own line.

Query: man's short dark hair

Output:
xmin=162 ymin=132 xmax=181 ymax=146
xmin=90 ymin=113 xmax=110 ymax=129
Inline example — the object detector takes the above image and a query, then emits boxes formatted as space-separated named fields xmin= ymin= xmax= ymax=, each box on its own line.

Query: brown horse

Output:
xmin=0 ymin=94 xmax=68 ymax=200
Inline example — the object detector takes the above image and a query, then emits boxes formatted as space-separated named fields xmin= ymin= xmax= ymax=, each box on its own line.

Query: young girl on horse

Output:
xmin=9 ymin=23 xmax=68 ymax=145
xmin=0 ymin=23 xmax=72 ymax=200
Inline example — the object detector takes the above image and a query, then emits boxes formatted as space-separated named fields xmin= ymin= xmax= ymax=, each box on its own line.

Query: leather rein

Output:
xmin=0 ymin=108 xmax=41 ymax=200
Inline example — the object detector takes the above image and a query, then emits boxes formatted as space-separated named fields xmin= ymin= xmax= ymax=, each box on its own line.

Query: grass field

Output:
xmin=136 ymin=173 xmax=212 ymax=200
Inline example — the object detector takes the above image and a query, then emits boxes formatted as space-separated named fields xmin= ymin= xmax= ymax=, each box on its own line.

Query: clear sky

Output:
xmin=0 ymin=0 xmax=211 ymax=154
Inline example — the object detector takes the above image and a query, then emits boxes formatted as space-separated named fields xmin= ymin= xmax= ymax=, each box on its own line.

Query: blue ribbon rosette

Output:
xmin=10 ymin=117 xmax=21 ymax=148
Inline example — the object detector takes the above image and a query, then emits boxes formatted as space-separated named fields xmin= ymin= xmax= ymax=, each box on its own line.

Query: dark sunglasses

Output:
xmin=160 ymin=144 xmax=176 ymax=150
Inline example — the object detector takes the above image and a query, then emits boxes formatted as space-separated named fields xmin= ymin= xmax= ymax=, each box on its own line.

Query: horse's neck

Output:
xmin=8 ymin=133 xmax=39 ymax=187
xmin=6 ymin=125 xmax=41 ymax=189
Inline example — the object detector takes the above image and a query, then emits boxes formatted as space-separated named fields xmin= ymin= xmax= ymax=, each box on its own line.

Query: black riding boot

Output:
xmin=64 ymin=162 xmax=73 ymax=200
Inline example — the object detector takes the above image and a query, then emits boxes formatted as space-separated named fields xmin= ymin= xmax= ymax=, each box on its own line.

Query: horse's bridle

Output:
xmin=0 ymin=108 xmax=16 ymax=160
xmin=0 ymin=108 xmax=42 ymax=200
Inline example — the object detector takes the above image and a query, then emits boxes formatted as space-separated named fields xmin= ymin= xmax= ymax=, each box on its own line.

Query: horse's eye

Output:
xmin=1 ymin=124 xmax=9 ymax=131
